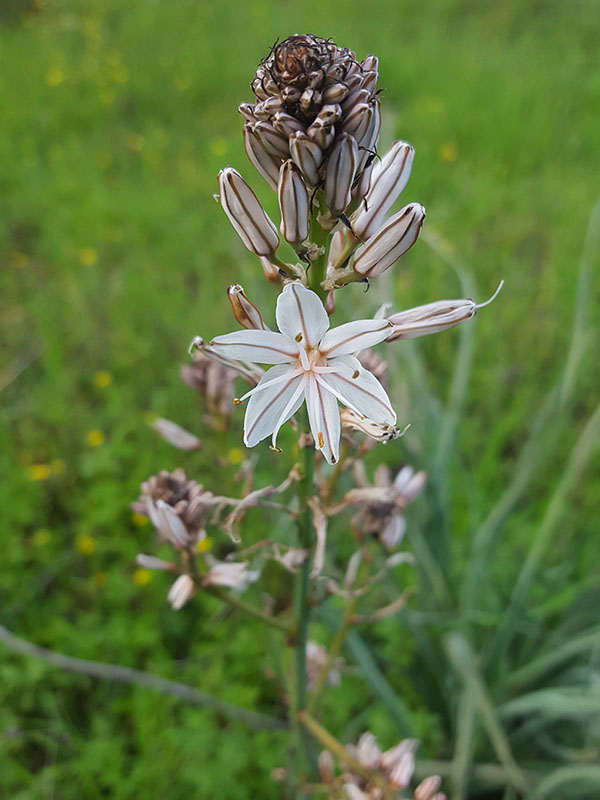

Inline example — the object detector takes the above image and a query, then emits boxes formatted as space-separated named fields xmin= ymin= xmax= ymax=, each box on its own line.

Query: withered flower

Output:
xmin=131 ymin=468 xmax=214 ymax=536
xmin=344 ymin=464 xmax=426 ymax=550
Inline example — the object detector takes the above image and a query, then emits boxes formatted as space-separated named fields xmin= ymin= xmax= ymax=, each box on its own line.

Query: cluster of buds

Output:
xmin=218 ymin=33 xmax=426 ymax=297
xmin=317 ymin=733 xmax=445 ymax=800
xmin=132 ymin=469 xmax=258 ymax=609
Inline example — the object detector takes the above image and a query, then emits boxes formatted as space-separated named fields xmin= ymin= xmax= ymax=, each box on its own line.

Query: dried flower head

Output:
xmin=344 ymin=465 xmax=427 ymax=550
xmin=131 ymin=469 xmax=214 ymax=536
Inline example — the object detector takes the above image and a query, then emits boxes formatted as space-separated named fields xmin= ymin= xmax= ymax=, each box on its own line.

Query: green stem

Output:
xmin=308 ymin=594 xmax=358 ymax=712
xmin=292 ymin=419 xmax=317 ymax=790
xmin=308 ymin=210 xmax=328 ymax=300
xmin=204 ymin=586 xmax=292 ymax=634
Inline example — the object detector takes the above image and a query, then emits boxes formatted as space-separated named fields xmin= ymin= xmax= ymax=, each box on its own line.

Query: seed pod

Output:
xmin=289 ymin=131 xmax=323 ymax=186
xmin=218 ymin=167 xmax=279 ymax=256
xmin=243 ymin=125 xmax=281 ymax=191
xmin=352 ymin=141 xmax=415 ymax=239
xmin=278 ymin=159 xmax=309 ymax=245
xmin=353 ymin=203 xmax=425 ymax=276
xmin=227 ymin=284 xmax=270 ymax=330
xmin=324 ymin=133 xmax=358 ymax=216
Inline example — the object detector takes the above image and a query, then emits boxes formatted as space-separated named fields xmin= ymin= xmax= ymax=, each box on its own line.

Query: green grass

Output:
xmin=1 ymin=0 xmax=599 ymax=797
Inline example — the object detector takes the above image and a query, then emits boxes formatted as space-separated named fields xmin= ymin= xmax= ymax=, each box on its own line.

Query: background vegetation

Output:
xmin=1 ymin=0 xmax=598 ymax=797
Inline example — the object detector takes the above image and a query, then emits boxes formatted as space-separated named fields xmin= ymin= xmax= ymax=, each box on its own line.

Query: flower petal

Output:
xmin=319 ymin=355 xmax=396 ymax=424
xmin=319 ymin=318 xmax=392 ymax=357
xmin=244 ymin=365 xmax=306 ymax=446
xmin=210 ymin=329 xmax=298 ymax=364
xmin=306 ymin=376 xmax=341 ymax=464
xmin=276 ymin=283 xmax=330 ymax=348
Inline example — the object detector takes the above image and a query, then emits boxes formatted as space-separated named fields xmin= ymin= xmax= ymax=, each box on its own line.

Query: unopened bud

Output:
xmin=325 ymin=133 xmax=358 ymax=216
xmin=353 ymin=203 xmax=425 ymax=276
xmin=147 ymin=499 xmax=190 ymax=548
xmin=272 ymin=111 xmax=305 ymax=138
xmin=386 ymin=280 xmax=503 ymax=340
xmin=218 ymin=167 xmax=279 ymax=256
xmin=259 ymin=255 xmax=283 ymax=284
xmin=167 ymin=574 xmax=196 ymax=610
xmin=278 ymin=159 xmax=309 ymax=245
xmin=135 ymin=554 xmax=177 ymax=572
xmin=243 ymin=125 xmax=281 ymax=191
xmin=352 ymin=141 xmax=415 ymax=239
xmin=227 ymin=284 xmax=269 ymax=330
xmin=318 ymin=751 xmax=335 ymax=784
xmin=289 ymin=132 xmax=323 ymax=186
xmin=414 ymin=776 xmax=442 ymax=800
xmin=151 ymin=418 xmax=201 ymax=451
xmin=254 ymin=121 xmax=290 ymax=158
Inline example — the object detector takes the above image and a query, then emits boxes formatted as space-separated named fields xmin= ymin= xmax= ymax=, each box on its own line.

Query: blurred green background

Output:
xmin=1 ymin=0 xmax=599 ymax=797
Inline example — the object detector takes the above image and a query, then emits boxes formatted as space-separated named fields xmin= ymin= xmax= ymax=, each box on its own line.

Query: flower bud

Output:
xmin=259 ymin=255 xmax=283 ymax=284
xmin=361 ymin=54 xmax=378 ymax=71
xmin=414 ymin=776 xmax=442 ymax=800
xmin=324 ymin=133 xmax=358 ymax=216
xmin=353 ymin=203 xmax=425 ymax=276
xmin=341 ymin=101 xmax=372 ymax=139
xmin=352 ymin=141 xmax=415 ymax=239
xmin=386 ymin=299 xmax=476 ymax=340
xmin=278 ymin=159 xmax=309 ymax=245
xmin=253 ymin=120 xmax=290 ymax=158
xmin=306 ymin=117 xmax=336 ymax=151
xmin=272 ymin=111 xmax=305 ymax=138
xmin=147 ymin=499 xmax=190 ymax=548
xmin=167 ymin=574 xmax=196 ymax=610
xmin=218 ymin=167 xmax=279 ymax=256
xmin=151 ymin=418 xmax=201 ymax=451
xmin=135 ymin=554 xmax=177 ymax=572
xmin=289 ymin=131 xmax=323 ymax=186
xmin=227 ymin=284 xmax=269 ymax=330
xmin=243 ymin=125 xmax=281 ymax=191
xmin=385 ymin=281 xmax=503 ymax=340
xmin=341 ymin=87 xmax=371 ymax=114
xmin=317 ymin=751 xmax=335 ymax=784
xmin=322 ymin=82 xmax=349 ymax=103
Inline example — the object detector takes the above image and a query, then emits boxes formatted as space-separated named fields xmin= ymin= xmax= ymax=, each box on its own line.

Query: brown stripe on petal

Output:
xmin=245 ymin=373 xmax=302 ymax=440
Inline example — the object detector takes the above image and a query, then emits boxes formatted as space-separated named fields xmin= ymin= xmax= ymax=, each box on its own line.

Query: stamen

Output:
xmin=295 ymin=332 xmax=303 ymax=342
xmin=233 ymin=398 xmax=243 ymax=405
xmin=269 ymin=445 xmax=283 ymax=453
xmin=317 ymin=432 xmax=324 ymax=448
xmin=352 ymin=370 xmax=360 ymax=379
xmin=297 ymin=346 xmax=310 ymax=371
xmin=476 ymin=280 xmax=504 ymax=309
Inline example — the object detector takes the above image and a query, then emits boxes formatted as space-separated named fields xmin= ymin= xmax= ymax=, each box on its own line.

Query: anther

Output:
xmin=269 ymin=445 xmax=283 ymax=453
xmin=317 ymin=432 xmax=324 ymax=448
xmin=352 ymin=370 xmax=360 ymax=378
xmin=295 ymin=332 xmax=303 ymax=342
xmin=233 ymin=398 xmax=243 ymax=405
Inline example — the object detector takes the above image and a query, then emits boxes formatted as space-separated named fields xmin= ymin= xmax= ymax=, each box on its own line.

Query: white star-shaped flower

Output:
xmin=210 ymin=283 xmax=396 ymax=464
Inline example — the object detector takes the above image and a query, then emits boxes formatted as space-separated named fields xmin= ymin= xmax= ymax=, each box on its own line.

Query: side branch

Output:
xmin=0 ymin=624 xmax=287 ymax=731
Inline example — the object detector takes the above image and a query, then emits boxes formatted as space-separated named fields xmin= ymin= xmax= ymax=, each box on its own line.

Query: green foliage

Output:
xmin=1 ymin=0 xmax=598 ymax=797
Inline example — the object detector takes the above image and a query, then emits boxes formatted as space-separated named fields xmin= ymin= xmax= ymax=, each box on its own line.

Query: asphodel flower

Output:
xmin=209 ymin=282 xmax=396 ymax=464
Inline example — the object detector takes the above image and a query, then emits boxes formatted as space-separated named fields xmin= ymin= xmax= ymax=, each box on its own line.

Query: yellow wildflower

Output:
xmin=86 ymin=430 xmax=105 ymax=447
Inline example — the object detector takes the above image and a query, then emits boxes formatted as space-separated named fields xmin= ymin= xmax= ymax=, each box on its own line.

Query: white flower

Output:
xmin=210 ymin=283 xmax=396 ymax=464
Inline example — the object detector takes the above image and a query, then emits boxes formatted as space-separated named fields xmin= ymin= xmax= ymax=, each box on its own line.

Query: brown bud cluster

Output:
xmin=241 ymin=34 xmax=381 ymax=207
